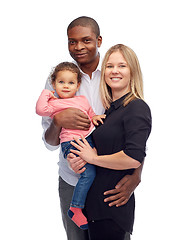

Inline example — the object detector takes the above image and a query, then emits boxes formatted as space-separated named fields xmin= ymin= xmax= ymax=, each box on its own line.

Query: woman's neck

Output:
xmin=112 ymin=88 xmax=130 ymax=102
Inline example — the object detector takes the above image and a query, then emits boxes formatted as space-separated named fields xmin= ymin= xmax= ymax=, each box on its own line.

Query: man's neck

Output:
xmin=79 ymin=54 xmax=100 ymax=79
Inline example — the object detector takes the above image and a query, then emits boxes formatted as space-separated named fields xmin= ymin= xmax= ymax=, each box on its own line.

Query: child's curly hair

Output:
xmin=51 ymin=62 xmax=82 ymax=84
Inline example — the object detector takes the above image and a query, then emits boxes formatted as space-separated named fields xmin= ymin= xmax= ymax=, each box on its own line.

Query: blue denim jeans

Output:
xmin=61 ymin=135 xmax=96 ymax=208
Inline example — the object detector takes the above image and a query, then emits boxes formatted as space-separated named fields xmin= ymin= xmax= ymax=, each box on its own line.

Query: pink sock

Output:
xmin=68 ymin=207 xmax=88 ymax=230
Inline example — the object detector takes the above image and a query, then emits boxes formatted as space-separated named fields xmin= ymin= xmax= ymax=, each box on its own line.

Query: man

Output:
xmin=42 ymin=16 xmax=143 ymax=240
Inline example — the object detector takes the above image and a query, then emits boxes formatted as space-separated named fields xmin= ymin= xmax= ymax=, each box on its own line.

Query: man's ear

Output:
xmin=97 ymin=36 xmax=102 ymax=48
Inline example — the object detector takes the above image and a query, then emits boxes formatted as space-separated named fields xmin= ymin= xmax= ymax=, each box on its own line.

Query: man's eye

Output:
xmin=84 ymin=39 xmax=91 ymax=43
xmin=69 ymin=40 xmax=75 ymax=45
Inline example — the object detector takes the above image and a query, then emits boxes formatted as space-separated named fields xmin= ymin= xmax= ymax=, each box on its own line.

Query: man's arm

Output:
xmin=104 ymin=161 xmax=144 ymax=207
xmin=44 ymin=108 xmax=91 ymax=146
xmin=67 ymin=154 xmax=144 ymax=207
xmin=44 ymin=118 xmax=62 ymax=146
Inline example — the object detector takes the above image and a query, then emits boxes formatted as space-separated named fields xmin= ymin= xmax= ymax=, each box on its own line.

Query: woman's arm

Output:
xmin=70 ymin=135 xmax=141 ymax=170
xmin=92 ymin=150 xmax=141 ymax=170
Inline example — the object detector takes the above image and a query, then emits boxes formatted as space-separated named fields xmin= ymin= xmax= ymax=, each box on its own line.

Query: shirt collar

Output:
xmin=96 ymin=54 xmax=102 ymax=71
xmin=105 ymin=94 xmax=128 ymax=116
xmin=111 ymin=93 xmax=130 ymax=109
xmin=72 ymin=53 xmax=102 ymax=74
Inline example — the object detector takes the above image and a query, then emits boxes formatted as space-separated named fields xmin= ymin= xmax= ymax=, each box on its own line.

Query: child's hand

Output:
xmin=50 ymin=91 xmax=57 ymax=99
xmin=92 ymin=114 xmax=106 ymax=126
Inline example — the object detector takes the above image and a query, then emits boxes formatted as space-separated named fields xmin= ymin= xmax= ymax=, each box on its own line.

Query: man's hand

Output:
xmin=104 ymin=173 xmax=141 ymax=207
xmin=54 ymin=108 xmax=91 ymax=130
xmin=67 ymin=153 xmax=87 ymax=174
xmin=45 ymin=108 xmax=91 ymax=146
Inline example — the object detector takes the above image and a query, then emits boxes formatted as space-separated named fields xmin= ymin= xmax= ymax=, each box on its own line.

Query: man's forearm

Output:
xmin=132 ymin=160 xmax=144 ymax=185
xmin=45 ymin=119 xmax=61 ymax=146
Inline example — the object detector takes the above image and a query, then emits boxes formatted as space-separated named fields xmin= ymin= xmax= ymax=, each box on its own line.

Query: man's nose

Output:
xmin=75 ymin=41 xmax=85 ymax=50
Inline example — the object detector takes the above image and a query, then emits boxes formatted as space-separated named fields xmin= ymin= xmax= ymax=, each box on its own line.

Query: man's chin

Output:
xmin=71 ymin=55 xmax=89 ymax=64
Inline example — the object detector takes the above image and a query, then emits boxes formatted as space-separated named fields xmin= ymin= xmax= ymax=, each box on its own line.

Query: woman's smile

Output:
xmin=105 ymin=51 xmax=131 ymax=100
xmin=110 ymin=77 xmax=123 ymax=81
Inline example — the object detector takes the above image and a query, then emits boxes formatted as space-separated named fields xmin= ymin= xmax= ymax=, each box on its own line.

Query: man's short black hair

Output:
xmin=67 ymin=16 xmax=100 ymax=38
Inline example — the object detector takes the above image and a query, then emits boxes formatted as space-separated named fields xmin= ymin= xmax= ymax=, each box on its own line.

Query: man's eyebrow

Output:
xmin=82 ymin=36 xmax=92 ymax=39
xmin=68 ymin=36 xmax=92 ymax=40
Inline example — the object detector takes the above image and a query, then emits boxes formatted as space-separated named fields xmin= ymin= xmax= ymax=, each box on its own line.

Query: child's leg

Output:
xmin=68 ymin=163 xmax=96 ymax=230
xmin=68 ymin=207 xmax=88 ymax=230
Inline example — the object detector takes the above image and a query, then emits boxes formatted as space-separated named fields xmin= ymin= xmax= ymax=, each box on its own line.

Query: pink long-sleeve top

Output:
xmin=36 ymin=89 xmax=96 ymax=143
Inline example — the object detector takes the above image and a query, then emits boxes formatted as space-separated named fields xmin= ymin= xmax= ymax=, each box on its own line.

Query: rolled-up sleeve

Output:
xmin=123 ymin=100 xmax=152 ymax=163
xmin=41 ymin=116 xmax=60 ymax=151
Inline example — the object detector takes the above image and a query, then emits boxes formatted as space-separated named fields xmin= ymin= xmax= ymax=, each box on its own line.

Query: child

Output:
xmin=36 ymin=62 xmax=105 ymax=230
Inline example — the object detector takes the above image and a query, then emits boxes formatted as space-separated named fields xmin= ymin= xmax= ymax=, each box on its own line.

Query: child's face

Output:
xmin=52 ymin=70 xmax=80 ymax=98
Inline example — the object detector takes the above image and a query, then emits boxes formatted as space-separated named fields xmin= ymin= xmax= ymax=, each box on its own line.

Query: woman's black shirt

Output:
xmin=85 ymin=95 xmax=152 ymax=234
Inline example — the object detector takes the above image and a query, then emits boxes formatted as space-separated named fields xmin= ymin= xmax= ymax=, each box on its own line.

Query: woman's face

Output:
xmin=105 ymin=51 xmax=131 ymax=101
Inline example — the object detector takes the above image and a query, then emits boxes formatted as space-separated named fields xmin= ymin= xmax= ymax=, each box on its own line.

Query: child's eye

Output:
xmin=59 ymin=81 xmax=64 ymax=84
xmin=106 ymin=65 xmax=113 ymax=68
xmin=69 ymin=81 xmax=75 ymax=85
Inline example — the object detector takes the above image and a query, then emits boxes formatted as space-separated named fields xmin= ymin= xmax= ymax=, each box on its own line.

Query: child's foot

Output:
xmin=67 ymin=207 xmax=88 ymax=230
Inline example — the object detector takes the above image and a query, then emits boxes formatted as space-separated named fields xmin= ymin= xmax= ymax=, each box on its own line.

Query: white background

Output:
xmin=0 ymin=0 xmax=179 ymax=239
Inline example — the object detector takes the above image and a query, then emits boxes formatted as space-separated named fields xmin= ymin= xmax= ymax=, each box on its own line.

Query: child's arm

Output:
xmin=92 ymin=114 xmax=106 ymax=126
xmin=36 ymin=89 xmax=57 ymax=117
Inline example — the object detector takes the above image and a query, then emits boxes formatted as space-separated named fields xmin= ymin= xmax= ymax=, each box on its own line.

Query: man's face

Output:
xmin=67 ymin=26 xmax=102 ymax=65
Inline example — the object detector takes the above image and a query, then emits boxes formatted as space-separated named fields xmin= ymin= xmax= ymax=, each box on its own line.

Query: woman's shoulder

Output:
xmin=127 ymin=98 xmax=151 ymax=115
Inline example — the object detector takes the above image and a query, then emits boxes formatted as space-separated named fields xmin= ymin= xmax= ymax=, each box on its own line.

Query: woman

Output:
xmin=70 ymin=44 xmax=152 ymax=240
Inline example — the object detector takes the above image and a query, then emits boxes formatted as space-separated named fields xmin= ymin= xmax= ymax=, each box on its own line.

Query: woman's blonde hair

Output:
xmin=100 ymin=44 xmax=144 ymax=109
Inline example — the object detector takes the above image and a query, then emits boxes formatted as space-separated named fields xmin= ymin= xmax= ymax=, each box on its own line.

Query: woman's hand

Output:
xmin=70 ymin=135 xmax=98 ymax=164
xmin=67 ymin=153 xmax=86 ymax=174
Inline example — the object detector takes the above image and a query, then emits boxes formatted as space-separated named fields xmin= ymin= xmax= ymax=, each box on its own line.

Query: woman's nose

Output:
xmin=112 ymin=66 xmax=119 ymax=73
